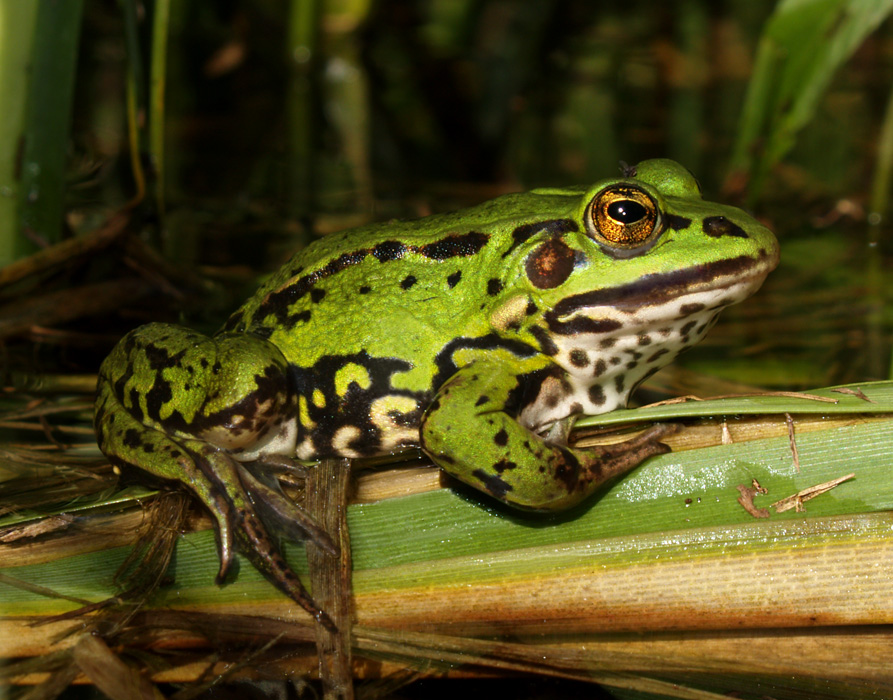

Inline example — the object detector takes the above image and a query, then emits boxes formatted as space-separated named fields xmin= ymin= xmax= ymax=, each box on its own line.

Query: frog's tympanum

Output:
xmin=95 ymin=160 xmax=778 ymax=627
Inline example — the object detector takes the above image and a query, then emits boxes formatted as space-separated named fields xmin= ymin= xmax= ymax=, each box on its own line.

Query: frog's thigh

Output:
xmin=94 ymin=384 xmax=241 ymax=570
xmin=419 ymin=361 xmax=671 ymax=511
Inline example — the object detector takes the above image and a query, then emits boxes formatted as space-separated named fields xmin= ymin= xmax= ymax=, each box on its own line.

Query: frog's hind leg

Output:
xmin=94 ymin=388 xmax=337 ymax=631
xmin=182 ymin=442 xmax=338 ymax=631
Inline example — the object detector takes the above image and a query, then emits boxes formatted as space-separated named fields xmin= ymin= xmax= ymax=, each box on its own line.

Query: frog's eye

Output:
xmin=585 ymin=185 xmax=662 ymax=251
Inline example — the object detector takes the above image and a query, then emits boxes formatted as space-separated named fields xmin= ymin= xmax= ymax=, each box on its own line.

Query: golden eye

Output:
xmin=585 ymin=185 xmax=662 ymax=249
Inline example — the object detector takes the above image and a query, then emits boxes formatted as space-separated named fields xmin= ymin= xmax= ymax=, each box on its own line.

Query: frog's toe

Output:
xmin=240 ymin=464 xmax=339 ymax=556
xmin=173 ymin=453 xmax=238 ymax=583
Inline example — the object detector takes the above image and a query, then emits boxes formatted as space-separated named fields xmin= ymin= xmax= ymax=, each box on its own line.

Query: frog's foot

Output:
xmin=574 ymin=422 xmax=680 ymax=484
xmin=173 ymin=442 xmax=339 ymax=632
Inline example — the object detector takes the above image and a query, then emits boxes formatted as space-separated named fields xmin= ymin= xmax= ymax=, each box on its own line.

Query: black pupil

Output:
xmin=607 ymin=199 xmax=646 ymax=223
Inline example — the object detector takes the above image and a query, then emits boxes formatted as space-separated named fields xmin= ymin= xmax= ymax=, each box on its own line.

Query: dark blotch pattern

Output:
xmin=502 ymin=218 xmax=579 ymax=260
xmin=704 ymin=216 xmax=748 ymax=239
xmin=372 ymin=240 xmax=407 ymax=262
xmin=245 ymin=232 xmax=489 ymax=328
xmin=432 ymin=334 xmax=540 ymax=389
xmin=525 ymin=237 xmax=577 ymax=290
xmin=472 ymin=469 xmax=513 ymax=499
xmin=666 ymin=214 xmax=692 ymax=231
xmin=493 ymin=458 xmax=517 ymax=473
xmin=292 ymin=350 xmax=429 ymax=457
xmin=647 ymin=348 xmax=670 ymax=363
xmin=447 ymin=270 xmax=462 ymax=288
xmin=529 ymin=326 xmax=558 ymax=356
xmin=588 ymin=384 xmax=606 ymax=406
xmin=420 ymin=231 xmax=489 ymax=259
xmin=569 ymin=349 xmax=589 ymax=368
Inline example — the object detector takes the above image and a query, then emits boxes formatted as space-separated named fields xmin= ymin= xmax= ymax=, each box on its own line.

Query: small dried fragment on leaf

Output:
xmin=721 ymin=420 xmax=732 ymax=445
xmin=830 ymin=386 xmax=875 ymax=403
xmin=645 ymin=390 xmax=838 ymax=407
xmin=737 ymin=474 xmax=856 ymax=518
xmin=785 ymin=413 xmax=801 ymax=473
xmin=771 ymin=473 xmax=856 ymax=513
xmin=736 ymin=483 xmax=770 ymax=518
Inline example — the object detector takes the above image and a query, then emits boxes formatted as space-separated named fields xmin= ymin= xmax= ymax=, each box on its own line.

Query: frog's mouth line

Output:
xmin=546 ymin=248 xmax=777 ymax=326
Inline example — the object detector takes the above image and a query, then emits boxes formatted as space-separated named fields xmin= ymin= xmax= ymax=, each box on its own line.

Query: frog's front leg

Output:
xmin=94 ymin=323 xmax=337 ymax=629
xmin=420 ymin=359 xmax=674 ymax=511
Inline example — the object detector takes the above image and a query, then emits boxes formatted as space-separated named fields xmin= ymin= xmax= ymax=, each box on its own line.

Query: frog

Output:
xmin=94 ymin=159 xmax=778 ymax=629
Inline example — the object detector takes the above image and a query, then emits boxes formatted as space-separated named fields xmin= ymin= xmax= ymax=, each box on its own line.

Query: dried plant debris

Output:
xmin=0 ymin=514 xmax=77 ymax=543
xmin=306 ymin=458 xmax=355 ymax=699
xmin=785 ymin=413 xmax=801 ymax=472
xmin=830 ymin=386 xmax=875 ymax=403
xmin=737 ymin=475 xmax=855 ymax=518
xmin=736 ymin=480 xmax=770 ymax=518
xmin=770 ymin=474 xmax=856 ymax=513
xmin=646 ymin=390 xmax=839 ymax=407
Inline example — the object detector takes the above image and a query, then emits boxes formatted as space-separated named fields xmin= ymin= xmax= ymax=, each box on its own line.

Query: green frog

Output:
xmin=94 ymin=159 xmax=778 ymax=627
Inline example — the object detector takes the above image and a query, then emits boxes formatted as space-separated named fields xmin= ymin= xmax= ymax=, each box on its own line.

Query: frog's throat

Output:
xmin=522 ymin=260 xmax=773 ymax=431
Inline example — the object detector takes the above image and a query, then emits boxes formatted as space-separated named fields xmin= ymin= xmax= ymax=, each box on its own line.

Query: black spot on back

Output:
xmin=420 ymin=231 xmax=489 ymax=259
xmin=373 ymin=240 xmax=407 ymax=261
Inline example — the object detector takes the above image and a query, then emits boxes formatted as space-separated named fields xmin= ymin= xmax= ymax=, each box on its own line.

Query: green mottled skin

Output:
xmin=94 ymin=160 xmax=778 ymax=626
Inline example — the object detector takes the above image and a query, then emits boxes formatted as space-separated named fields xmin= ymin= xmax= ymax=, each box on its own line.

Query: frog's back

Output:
xmin=221 ymin=190 xmax=578 ymax=356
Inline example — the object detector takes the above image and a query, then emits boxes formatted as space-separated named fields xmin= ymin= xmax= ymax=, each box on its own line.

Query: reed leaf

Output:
xmin=730 ymin=0 xmax=893 ymax=198
xmin=2 ymin=384 xmax=892 ymax=695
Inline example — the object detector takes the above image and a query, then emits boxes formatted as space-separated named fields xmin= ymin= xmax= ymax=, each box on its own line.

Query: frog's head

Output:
xmin=505 ymin=159 xmax=778 ymax=419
